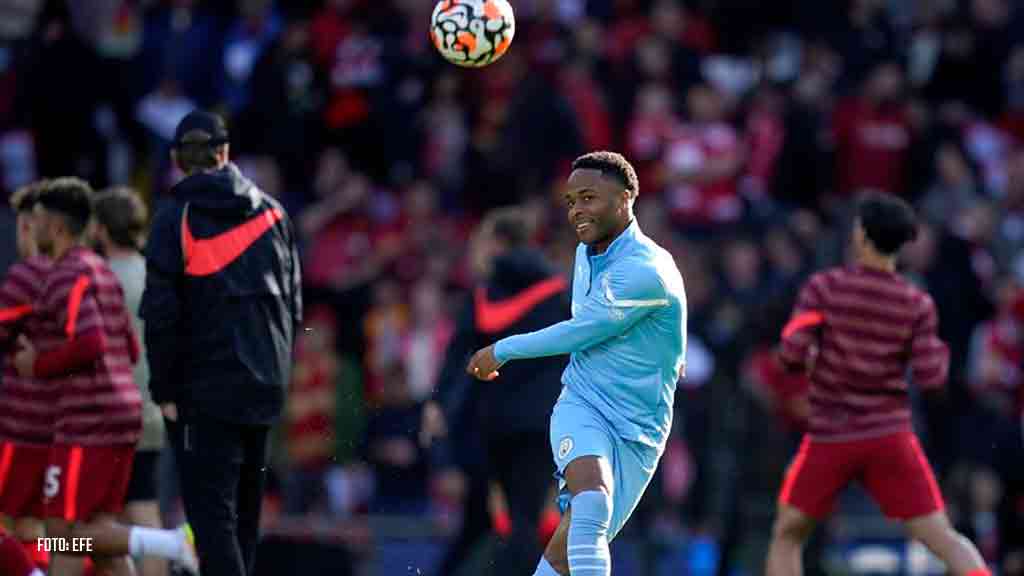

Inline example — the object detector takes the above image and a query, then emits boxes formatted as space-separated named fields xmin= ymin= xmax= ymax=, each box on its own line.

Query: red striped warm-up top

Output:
xmin=36 ymin=247 xmax=141 ymax=446
xmin=0 ymin=256 xmax=58 ymax=444
xmin=779 ymin=265 xmax=949 ymax=441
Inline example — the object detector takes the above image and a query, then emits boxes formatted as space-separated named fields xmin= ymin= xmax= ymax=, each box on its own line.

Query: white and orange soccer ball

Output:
xmin=430 ymin=0 xmax=515 ymax=68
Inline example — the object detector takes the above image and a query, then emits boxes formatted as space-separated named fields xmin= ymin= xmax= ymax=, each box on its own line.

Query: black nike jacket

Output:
xmin=435 ymin=247 xmax=569 ymax=437
xmin=141 ymin=163 xmax=302 ymax=425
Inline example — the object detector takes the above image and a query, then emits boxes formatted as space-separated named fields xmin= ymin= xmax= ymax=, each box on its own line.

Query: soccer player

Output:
xmin=0 ymin=182 xmax=54 ymax=574
xmin=93 ymin=188 xmax=167 ymax=576
xmin=767 ymin=192 xmax=989 ymax=576
xmin=466 ymin=151 xmax=687 ymax=576
xmin=13 ymin=178 xmax=197 ymax=575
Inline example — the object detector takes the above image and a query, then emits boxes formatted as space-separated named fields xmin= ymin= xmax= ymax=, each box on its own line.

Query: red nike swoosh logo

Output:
xmin=474 ymin=276 xmax=568 ymax=333
xmin=182 ymin=207 xmax=284 ymax=276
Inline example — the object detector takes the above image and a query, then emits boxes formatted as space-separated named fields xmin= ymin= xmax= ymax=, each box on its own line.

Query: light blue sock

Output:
xmin=532 ymin=556 xmax=561 ymax=576
xmin=567 ymin=490 xmax=612 ymax=575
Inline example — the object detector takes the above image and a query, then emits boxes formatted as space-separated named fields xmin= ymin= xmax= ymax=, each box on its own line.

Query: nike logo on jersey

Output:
xmin=181 ymin=207 xmax=284 ymax=276
xmin=474 ymin=276 xmax=567 ymax=333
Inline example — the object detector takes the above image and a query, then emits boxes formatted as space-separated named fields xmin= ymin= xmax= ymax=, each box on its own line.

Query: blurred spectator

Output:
xmin=221 ymin=0 xmax=281 ymax=115
xmin=362 ymin=364 xmax=428 ymax=515
xmin=18 ymin=0 xmax=104 ymax=180
xmin=137 ymin=0 xmax=223 ymax=107
xmin=285 ymin=306 xmax=344 ymax=515
xmin=919 ymin=140 xmax=984 ymax=228
xmin=402 ymin=278 xmax=453 ymax=401
xmin=363 ymin=278 xmax=408 ymax=403
xmin=831 ymin=59 xmax=913 ymax=198
xmin=663 ymin=82 xmax=746 ymax=234
xmin=239 ymin=15 xmax=324 ymax=190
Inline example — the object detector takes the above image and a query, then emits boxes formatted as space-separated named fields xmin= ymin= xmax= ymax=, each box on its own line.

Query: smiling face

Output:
xmin=563 ymin=168 xmax=633 ymax=252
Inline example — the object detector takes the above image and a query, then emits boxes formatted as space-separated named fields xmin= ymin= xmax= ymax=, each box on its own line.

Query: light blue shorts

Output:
xmin=548 ymin=397 xmax=661 ymax=539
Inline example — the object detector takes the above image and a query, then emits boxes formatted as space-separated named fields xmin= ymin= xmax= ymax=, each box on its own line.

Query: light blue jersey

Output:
xmin=494 ymin=220 xmax=687 ymax=448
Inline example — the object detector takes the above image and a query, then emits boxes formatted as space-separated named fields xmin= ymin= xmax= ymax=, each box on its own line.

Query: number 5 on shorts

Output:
xmin=44 ymin=466 xmax=61 ymax=499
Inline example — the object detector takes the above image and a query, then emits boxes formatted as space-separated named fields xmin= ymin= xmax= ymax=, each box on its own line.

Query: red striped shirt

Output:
xmin=0 ymin=257 xmax=58 ymax=444
xmin=779 ymin=265 xmax=949 ymax=441
xmin=39 ymin=248 xmax=141 ymax=446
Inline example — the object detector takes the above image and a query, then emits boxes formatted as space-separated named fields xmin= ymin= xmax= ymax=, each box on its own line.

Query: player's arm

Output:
xmin=492 ymin=263 xmax=666 ymax=363
xmin=32 ymin=273 xmax=106 ymax=377
xmin=909 ymin=294 xmax=950 ymax=390
xmin=778 ymin=276 xmax=826 ymax=373
xmin=140 ymin=203 xmax=186 ymax=405
xmin=0 ymin=268 xmax=35 ymax=348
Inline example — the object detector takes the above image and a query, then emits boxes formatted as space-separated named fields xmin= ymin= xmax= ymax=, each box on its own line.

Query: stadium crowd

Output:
xmin=2 ymin=0 xmax=1024 ymax=574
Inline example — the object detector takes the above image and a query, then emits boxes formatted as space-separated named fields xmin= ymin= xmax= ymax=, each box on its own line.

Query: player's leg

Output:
xmin=121 ymin=449 xmax=167 ymax=576
xmin=767 ymin=436 xmax=852 ymax=576
xmin=83 ymin=514 xmax=135 ymax=576
xmin=904 ymin=512 xmax=988 ymax=576
xmin=862 ymin=432 xmax=988 ymax=576
xmin=532 ymin=457 xmax=614 ymax=576
xmin=766 ymin=504 xmax=817 ymax=576
xmin=563 ymin=455 xmax=615 ymax=575
xmin=91 ymin=553 xmax=137 ymax=576
xmin=537 ymin=507 xmax=571 ymax=575
xmin=44 ymin=445 xmax=196 ymax=570
xmin=0 ymin=442 xmax=52 ymax=570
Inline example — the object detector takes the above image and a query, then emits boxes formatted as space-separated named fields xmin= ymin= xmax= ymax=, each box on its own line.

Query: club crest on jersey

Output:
xmin=558 ymin=436 xmax=574 ymax=460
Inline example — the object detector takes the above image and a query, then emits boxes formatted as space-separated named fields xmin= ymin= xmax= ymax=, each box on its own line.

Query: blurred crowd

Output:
xmin=3 ymin=0 xmax=1024 ymax=573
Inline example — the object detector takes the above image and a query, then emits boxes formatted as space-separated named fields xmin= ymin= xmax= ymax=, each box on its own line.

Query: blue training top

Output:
xmin=494 ymin=220 xmax=687 ymax=448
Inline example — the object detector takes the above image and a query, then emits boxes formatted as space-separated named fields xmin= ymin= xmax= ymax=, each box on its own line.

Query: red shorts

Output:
xmin=0 ymin=441 xmax=49 ymax=518
xmin=43 ymin=444 xmax=135 ymax=522
xmin=778 ymin=431 xmax=945 ymax=520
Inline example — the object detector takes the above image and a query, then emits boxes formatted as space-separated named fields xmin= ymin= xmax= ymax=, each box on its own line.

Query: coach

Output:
xmin=140 ymin=110 xmax=303 ymax=576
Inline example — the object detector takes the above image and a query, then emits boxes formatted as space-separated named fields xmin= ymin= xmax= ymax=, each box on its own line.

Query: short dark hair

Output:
xmin=94 ymin=187 xmax=148 ymax=249
xmin=571 ymin=151 xmax=639 ymax=196
xmin=857 ymin=192 xmax=918 ymax=255
xmin=9 ymin=180 xmax=44 ymax=213
xmin=486 ymin=206 xmax=532 ymax=248
xmin=175 ymin=142 xmax=226 ymax=173
xmin=35 ymin=177 xmax=93 ymax=237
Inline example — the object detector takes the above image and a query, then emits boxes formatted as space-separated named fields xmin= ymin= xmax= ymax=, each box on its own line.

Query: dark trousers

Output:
xmin=168 ymin=410 xmax=270 ymax=576
xmin=436 ymin=430 xmax=554 ymax=576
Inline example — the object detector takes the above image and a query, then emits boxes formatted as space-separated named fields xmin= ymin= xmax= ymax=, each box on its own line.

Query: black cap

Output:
xmin=172 ymin=110 xmax=229 ymax=148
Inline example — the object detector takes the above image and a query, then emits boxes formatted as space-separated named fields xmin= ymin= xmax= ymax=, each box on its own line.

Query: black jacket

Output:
xmin=435 ymin=248 xmax=569 ymax=436
xmin=141 ymin=164 xmax=302 ymax=424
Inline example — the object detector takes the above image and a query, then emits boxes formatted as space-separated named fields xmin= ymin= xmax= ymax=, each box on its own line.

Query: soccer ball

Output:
xmin=430 ymin=0 xmax=515 ymax=68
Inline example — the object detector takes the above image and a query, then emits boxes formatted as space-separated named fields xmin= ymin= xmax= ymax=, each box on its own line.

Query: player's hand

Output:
xmin=420 ymin=401 xmax=448 ymax=447
xmin=466 ymin=345 xmax=501 ymax=381
xmin=161 ymin=403 xmax=178 ymax=422
xmin=13 ymin=335 xmax=35 ymax=377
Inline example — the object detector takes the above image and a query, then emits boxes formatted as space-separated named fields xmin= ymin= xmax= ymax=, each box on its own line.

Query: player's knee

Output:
xmin=570 ymin=490 xmax=612 ymax=534
xmin=44 ymin=519 xmax=71 ymax=540
xmin=771 ymin=506 xmax=814 ymax=542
